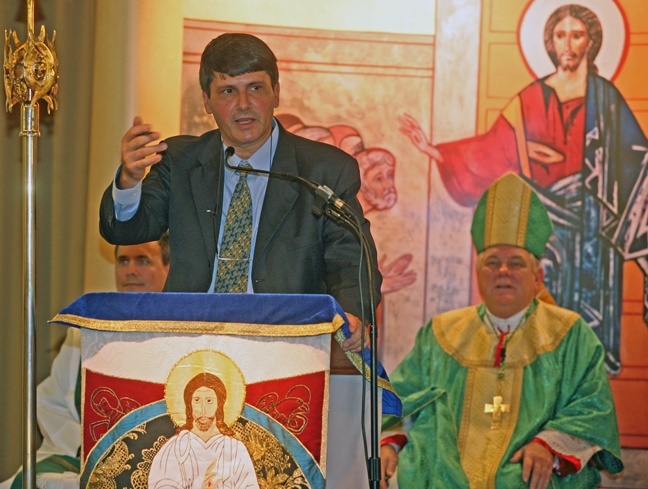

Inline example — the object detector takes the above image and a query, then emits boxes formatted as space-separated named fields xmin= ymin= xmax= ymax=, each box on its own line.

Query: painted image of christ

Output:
xmin=401 ymin=3 xmax=648 ymax=374
xmin=148 ymin=372 xmax=259 ymax=489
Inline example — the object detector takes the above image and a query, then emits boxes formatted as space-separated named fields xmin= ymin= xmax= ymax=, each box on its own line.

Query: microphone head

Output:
xmin=224 ymin=146 xmax=237 ymax=171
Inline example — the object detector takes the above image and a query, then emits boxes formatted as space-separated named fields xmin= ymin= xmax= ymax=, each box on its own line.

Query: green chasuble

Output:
xmin=383 ymin=300 xmax=623 ymax=488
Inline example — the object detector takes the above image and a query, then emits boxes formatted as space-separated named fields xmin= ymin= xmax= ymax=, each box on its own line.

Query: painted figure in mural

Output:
xmin=356 ymin=148 xmax=397 ymax=214
xmin=400 ymin=4 xmax=648 ymax=374
xmin=275 ymin=115 xmax=417 ymax=296
xmin=0 ymin=236 xmax=170 ymax=489
xmin=148 ymin=372 xmax=259 ymax=489
xmin=380 ymin=173 xmax=623 ymax=489
xmin=328 ymin=125 xmax=399 ymax=214
xmin=328 ymin=124 xmax=416 ymax=293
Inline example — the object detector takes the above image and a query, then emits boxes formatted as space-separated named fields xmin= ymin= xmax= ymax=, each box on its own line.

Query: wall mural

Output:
xmin=404 ymin=2 xmax=648 ymax=376
xmin=180 ymin=2 xmax=648 ymax=445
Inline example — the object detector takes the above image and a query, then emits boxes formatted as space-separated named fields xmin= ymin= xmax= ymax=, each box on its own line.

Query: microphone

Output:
xmin=222 ymin=146 xmax=353 ymax=219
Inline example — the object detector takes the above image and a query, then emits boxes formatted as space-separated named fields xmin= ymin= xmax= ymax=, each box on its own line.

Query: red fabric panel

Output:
xmin=83 ymin=369 xmax=164 ymax=458
xmin=246 ymin=371 xmax=326 ymax=462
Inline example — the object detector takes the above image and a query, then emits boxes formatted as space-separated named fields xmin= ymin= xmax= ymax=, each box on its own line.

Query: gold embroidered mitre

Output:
xmin=470 ymin=172 xmax=553 ymax=258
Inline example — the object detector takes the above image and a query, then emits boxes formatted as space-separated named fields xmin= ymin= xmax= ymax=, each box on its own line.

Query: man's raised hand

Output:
xmin=118 ymin=116 xmax=168 ymax=189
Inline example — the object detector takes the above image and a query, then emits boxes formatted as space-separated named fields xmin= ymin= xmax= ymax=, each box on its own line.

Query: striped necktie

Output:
xmin=215 ymin=162 xmax=253 ymax=293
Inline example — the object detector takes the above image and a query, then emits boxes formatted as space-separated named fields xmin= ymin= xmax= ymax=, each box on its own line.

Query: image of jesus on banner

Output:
xmin=148 ymin=352 xmax=259 ymax=489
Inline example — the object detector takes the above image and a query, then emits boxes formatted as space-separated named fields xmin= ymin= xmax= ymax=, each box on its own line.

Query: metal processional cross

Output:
xmin=4 ymin=1 xmax=59 ymax=488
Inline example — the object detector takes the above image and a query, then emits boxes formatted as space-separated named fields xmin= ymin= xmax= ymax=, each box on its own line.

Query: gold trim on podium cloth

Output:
xmin=52 ymin=313 xmax=344 ymax=336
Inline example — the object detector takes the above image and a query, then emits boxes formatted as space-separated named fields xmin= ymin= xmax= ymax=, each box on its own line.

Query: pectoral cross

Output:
xmin=484 ymin=395 xmax=510 ymax=430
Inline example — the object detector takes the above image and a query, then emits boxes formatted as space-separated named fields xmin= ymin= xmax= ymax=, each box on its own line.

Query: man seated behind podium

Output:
xmin=0 ymin=236 xmax=170 ymax=489
xmin=380 ymin=173 xmax=623 ymax=489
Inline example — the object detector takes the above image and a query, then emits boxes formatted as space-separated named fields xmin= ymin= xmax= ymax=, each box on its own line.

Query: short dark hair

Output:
xmin=199 ymin=33 xmax=279 ymax=94
xmin=179 ymin=372 xmax=234 ymax=436
xmin=114 ymin=230 xmax=170 ymax=266
xmin=544 ymin=4 xmax=602 ymax=74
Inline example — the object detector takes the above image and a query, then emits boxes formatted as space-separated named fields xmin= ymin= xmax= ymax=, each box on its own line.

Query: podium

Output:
xmin=52 ymin=292 xmax=399 ymax=489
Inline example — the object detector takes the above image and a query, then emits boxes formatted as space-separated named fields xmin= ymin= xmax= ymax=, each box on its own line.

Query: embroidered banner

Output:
xmin=53 ymin=293 xmax=344 ymax=489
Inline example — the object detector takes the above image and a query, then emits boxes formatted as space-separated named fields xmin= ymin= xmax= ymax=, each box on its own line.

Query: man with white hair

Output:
xmin=380 ymin=173 xmax=622 ymax=488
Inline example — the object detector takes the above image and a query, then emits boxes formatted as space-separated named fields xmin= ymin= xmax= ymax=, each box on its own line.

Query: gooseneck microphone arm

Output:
xmin=224 ymin=146 xmax=382 ymax=488
xmin=223 ymin=146 xmax=355 ymax=224
xmin=223 ymin=145 xmax=318 ymax=190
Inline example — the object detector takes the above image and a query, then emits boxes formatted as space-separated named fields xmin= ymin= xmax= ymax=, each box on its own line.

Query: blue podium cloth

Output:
xmin=52 ymin=292 xmax=402 ymax=416
xmin=54 ymin=292 xmax=344 ymax=328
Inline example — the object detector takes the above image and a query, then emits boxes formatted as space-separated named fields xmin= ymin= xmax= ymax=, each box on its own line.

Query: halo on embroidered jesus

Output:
xmin=518 ymin=0 xmax=627 ymax=80
xmin=164 ymin=349 xmax=247 ymax=428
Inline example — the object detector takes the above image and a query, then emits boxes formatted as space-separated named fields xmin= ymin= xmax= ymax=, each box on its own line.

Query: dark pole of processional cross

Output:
xmin=4 ymin=0 xmax=58 ymax=487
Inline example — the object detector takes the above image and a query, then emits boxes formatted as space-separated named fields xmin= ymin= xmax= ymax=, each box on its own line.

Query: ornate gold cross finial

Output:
xmin=4 ymin=0 xmax=58 ymax=113
xmin=4 ymin=3 xmax=59 ymax=488
xmin=484 ymin=395 xmax=510 ymax=430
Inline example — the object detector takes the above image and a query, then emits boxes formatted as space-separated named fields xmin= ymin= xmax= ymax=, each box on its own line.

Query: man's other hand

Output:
xmin=342 ymin=312 xmax=370 ymax=353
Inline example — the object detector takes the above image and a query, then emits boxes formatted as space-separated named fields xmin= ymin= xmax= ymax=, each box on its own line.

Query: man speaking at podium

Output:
xmin=99 ymin=33 xmax=383 ymax=488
